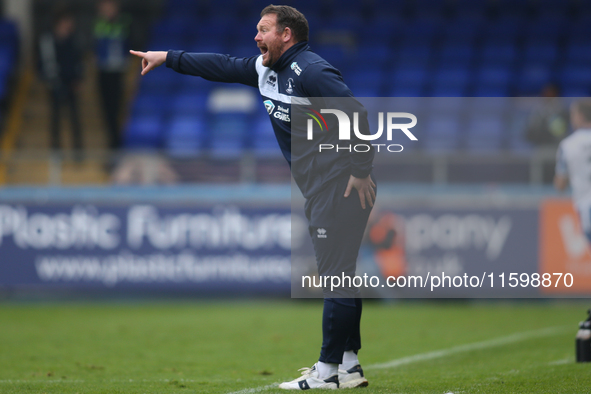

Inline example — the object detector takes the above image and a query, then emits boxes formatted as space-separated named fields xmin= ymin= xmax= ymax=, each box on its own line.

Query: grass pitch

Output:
xmin=0 ymin=300 xmax=589 ymax=393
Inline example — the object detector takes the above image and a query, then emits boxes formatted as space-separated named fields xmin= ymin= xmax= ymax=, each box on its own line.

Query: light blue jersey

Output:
xmin=556 ymin=128 xmax=591 ymax=238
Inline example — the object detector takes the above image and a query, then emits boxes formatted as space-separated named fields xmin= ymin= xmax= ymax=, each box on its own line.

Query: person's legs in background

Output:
xmin=98 ymin=71 xmax=123 ymax=150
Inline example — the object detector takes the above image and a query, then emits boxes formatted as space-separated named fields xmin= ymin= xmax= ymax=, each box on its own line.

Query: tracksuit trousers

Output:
xmin=305 ymin=173 xmax=375 ymax=365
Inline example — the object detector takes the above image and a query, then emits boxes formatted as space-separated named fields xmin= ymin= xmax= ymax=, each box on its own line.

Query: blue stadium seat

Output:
xmin=170 ymin=92 xmax=209 ymax=116
xmin=324 ymin=13 xmax=364 ymax=32
xmin=386 ymin=97 xmax=427 ymax=115
xmin=411 ymin=0 xmax=448 ymax=14
xmin=565 ymin=42 xmax=591 ymax=66
xmin=444 ymin=14 xmax=483 ymax=40
xmin=559 ymin=66 xmax=591 ymax=88
xmin=401 ymin=18 xmax=441 ymax=47
xmin=329 ymin=0 xmax=365 ymax=13
xmin=0 ymin=19 xmax=18 ymax=55
xmin=493 ymin=0 xmax=529 ymax=17
xmin=131 ymin=93 xmax=170 ymax=117
xmin=391 ymin=66 xmax=430 ymax=92
xmin=472 ymin=84 xmax=511 ymax=97
xmin=229 ymin=44 xmax=258 ymax=59
xmin=454 ymin=0 xmax=489 ymax=18
xmin=508 ymin=135 xmax=533 ymax=152
xmin=147 ymin=35 xmax=183 ymax=51
xmin=523 ymin=43 xmax=559 ymax=63
xmin=316 ymin=45 xmax=349 ymax=68
xmin=387 ymin=85 xmax=425 ymax=97
xmin=208 ymin=0 xmax=242 ymax=15
xmin=252 ymin=115 xmax=281 ymax=158
xmin=567 ymin=17 xmax=591 ymax=43
xmin=165 ymin=0 xmax=201 ymax=14
xmin=178 ymin=76 xmax=214 ymax=94
xmin=0 ymin=46 xmax=14 ymax=76
xmin=437 ymin=43 xmax=475 ymax=65
xmin=151 ymin=19 xmax=193 ymax=42
xmin=356 ymin=45 xmax=392 ymax=66
xmin=535 ymin=0 xmax=572 ymax=16
xmin=430 ymin=86 xmax=467 ymax=97
xmin=165 ymin=116 xmax=206 ymax=157
xmin=232 ymin=24 xmax=258 ymax=47
xmin=346 ymin=68 xmax=385 ymax=97
xmin=482 ymin=18 xmax=523 ymax=43
xmin=431 ymin=66 xmax=472 ymax=94
xmin=426 ymin=97 xmax=467 ymax=114
xmin=395 ymin=44 xmax=433 ymax=64
xmin=465 ymin=116 xmax=505 ymax=151
xmin=373 ymin=0 xmax=406 ymax=13
xmin=361 ymin=14 xmax=402 ymax=45
xmin=296 ymin=3 xmax=323 ymax=18
xmin=475 ymin=65 xmax=514 ymax=88
xmin=138 ymin=68 xmax=183 ymax=94
xmin=524 ymin=16 xmax=566 ymax=42
xmin=479 ymin=42 xmax=518 ymax=65
xmin=198 ymin=15 xmax=238 ymax=40
xmin=515 ymin=64 xmax=554 ymax=95
xmin=184 ymin=30 xmax=227 ymax=51
xmin=422 ymin=116 xmax=462 ymax=152
xmin=468 ymin=98 xmax=509 ymax=114
xmin=208 ymin=113 xmax=249 ymax=158
xmin=124 ymin=115 xmax=164 ymax=149
xmin=561 ymin=85 xmax=590 ymax=97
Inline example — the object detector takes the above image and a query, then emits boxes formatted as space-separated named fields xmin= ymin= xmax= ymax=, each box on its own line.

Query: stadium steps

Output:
xmin=5 ymin=58 xmax=138 ymax=185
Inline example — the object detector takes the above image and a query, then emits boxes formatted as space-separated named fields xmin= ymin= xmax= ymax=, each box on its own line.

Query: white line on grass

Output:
xmin=227 ymin=383 xmax=281 ymax=394
xmin=0 ymin=380 xmax=86 ymax=384
xmin=366 ymin=326 xmax=565 ymax=370
xmin=548 ymin=357 xmax=572 ymax=365
xmin=226 ymin=325 xmax=567 ymax=394
xmin=0 ymin=378 xmax=197 ymax=384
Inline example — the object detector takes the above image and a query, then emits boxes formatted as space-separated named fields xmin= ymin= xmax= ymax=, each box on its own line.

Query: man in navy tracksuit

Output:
xmin=131 ymin=5 xmax=375 ymax=390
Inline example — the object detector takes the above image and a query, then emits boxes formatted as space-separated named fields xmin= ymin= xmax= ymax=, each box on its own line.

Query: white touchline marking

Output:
xmin=366 ymin=326 xmax=566 ymax=370
xmin=0 ymin=378 xmax=198 ymax=384
xmin=226 ymin=325 xmax=567 ymax=394
xmin=548 ymin=357 xmax=571 ymax=365
xmin=0 ymin=380 xmax=87 ymax=383
xmin=227 ymin=383 xmax=280 ymax=394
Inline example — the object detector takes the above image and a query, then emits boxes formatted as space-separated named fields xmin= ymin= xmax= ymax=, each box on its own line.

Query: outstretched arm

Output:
xmin=129 ymin=50 xmax=167 ymax=75
xmin=131 ymin=49 xmax=259 ymax=87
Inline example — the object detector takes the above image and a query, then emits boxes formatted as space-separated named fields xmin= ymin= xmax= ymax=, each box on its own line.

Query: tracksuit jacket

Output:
xmin=166 ymin=41 xmax=374 ymax=199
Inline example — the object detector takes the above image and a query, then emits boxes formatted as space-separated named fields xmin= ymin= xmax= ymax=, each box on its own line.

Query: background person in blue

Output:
xmin=130 ymin=5 xmax=375 ymax=390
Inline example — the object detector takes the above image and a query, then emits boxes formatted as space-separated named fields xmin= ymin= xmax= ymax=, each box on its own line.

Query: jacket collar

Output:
xmin=271 ymin=41 xmax=309 ymax=72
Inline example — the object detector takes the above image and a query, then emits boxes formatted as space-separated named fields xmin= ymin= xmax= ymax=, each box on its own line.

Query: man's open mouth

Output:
xmin=259 ymin=45 xmax=268 ymax=55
